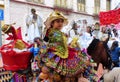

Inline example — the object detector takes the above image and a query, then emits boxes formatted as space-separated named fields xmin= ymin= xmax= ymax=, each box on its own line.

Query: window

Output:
xmin=27 ymin=0 xmax=44 ymax=4
xmin=106 ymin=0 xmax=111 ymax=11
xmin=55 ymin=0 xmax=67 ymax=8
xmin=77 ymin=0 xmax=86 ymax=12
xmin=94 ymin=0 xmax=100 ymax=14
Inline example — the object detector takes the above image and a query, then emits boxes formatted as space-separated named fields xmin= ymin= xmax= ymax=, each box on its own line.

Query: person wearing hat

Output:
xmin=36 ymin=11 xmax=96 ymax=79
xmin=26 ymin=8 xmax=43 ymax=43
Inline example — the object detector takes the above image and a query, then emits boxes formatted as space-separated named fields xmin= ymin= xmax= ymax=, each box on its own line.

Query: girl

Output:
xmin=42 ymin=11 xmax=84 ymax=76
xmin=37 ymin=11 xmax=96 ymax=81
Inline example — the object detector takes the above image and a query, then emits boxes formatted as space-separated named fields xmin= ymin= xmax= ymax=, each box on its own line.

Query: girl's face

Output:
xmin=52 ymin=19 xmax=64 ymax=30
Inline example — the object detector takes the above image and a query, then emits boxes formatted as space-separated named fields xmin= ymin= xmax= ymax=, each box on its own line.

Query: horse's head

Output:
xmin=87 ymin=39 xmax=112 ymax=70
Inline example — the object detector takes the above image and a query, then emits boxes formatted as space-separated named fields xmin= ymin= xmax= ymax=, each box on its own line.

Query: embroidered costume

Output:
xmin=35 ymin=11 xmax=96 ymax=78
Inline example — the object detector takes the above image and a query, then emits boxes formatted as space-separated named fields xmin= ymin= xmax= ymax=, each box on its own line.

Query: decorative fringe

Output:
xmin=0 ymin=68 xmax=12 ymax=82
xmin=0 ymin=68 xmax=28 ymax=82
xmin=12 ymin=73 xmax=27 ymax=82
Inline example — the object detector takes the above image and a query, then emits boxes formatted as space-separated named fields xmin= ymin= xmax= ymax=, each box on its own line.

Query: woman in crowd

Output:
xmin=68 ymin=22 xmax=82 ymax=44
xmin=69 ymin=22 xmax=79 ymax=38
xmin=110 ymin=41 xmax=120 ymax=67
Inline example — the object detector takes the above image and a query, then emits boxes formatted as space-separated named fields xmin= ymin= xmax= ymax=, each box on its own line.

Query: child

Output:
xmin=37 ymin=11 xmax=96 ymax=80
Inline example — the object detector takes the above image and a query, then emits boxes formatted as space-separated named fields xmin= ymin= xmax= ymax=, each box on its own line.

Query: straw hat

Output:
xmin=2 ymin=24 xmax=11 ymax=33
xmin=44 ymin=11 xmax=68 ymax=29
xmin=2 ymin=23 xmax=16 ymax=33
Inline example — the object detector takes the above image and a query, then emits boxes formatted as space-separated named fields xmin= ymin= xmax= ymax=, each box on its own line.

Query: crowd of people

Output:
xmin=68 ymin=22 xmax=120 ymax=67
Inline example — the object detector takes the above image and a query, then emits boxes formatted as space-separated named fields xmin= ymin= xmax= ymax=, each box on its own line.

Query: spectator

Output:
xmin=112 ymin=29 xmax=118 ymax=38
xmin=26 ymin=8 xmax=43 ymax=43
xmin=110 ymin=41 xmax=120 ymax=67
xmin=69 ymin=22 xmax=79 ymax=38
xmin=98 ymin=27 xmax=108 ymax=41
xmin=93 ymin=22 xmax=100 ymax=39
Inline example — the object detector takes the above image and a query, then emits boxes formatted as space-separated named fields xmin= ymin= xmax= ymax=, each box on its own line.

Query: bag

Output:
xmin=0 ymin=41 xmax=32 ymax=71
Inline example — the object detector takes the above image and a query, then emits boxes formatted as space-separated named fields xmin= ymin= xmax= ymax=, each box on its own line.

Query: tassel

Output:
xmin=14 ymin=73 xmax=19 ymax=82
xmin=19 ymin=75 xmax=23 ymax=82
xmin=23 ymin=76 xmax=27 ymax=82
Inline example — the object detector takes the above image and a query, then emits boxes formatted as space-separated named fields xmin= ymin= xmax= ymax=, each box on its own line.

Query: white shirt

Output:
xmin=79 ymin=32 xmax=93 ymax=49
xmin=26 ymin=14 xmax=43 ymax=43
xmin=98 ymin=32 xmax=108 ymax=41
xmin=68 ymin=29 xmax=79 ymax=44
xmin=93 ymin=30 xmax=100 ymax=39
xmin=69 ymin=29 xmax=79 ymax=38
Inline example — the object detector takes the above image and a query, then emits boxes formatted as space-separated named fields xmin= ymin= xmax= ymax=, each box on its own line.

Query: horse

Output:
xmin=87 ymin=38 xmax=112 ymax=70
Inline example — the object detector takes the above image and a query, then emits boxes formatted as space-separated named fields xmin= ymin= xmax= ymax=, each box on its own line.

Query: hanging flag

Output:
xmin=100 ymin=8 xmax=120 ymax=25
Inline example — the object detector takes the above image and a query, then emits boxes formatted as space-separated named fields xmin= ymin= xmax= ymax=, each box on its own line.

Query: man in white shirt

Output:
xmin=26 ymin=8 xmax=43 ymax=43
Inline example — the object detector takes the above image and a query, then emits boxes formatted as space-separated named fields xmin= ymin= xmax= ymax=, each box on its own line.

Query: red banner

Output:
xmin=100 ymin=8 xmax=120 ymax=25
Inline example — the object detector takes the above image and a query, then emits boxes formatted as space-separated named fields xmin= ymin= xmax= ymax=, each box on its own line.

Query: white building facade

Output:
xmin=4 ymin=0 xmax=111 ymax=41
xmin=111 ymin=0 xmax=120 ymax=9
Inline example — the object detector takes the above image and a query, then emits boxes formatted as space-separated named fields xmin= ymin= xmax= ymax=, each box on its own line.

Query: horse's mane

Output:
xmin=87 ymin=39 xmax=112 ymax=70
xmin=87 ymin=39 xmax=100 ymax=55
